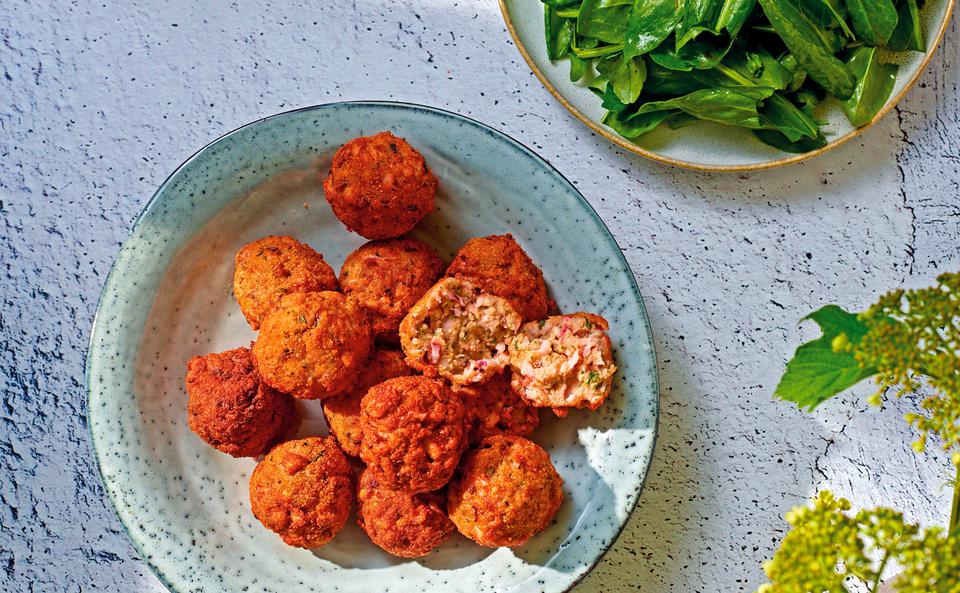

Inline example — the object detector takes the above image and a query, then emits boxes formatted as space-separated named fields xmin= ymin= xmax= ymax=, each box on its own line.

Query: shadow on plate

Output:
xmin=310 ymin=515 xmax=495 ymax=570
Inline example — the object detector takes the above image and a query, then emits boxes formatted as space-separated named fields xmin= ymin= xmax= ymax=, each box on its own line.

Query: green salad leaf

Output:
xmin=887 ymin=0 xmax=925 ymax=51
xmin=723 ymin=49 xmax=795 ymax=90
xmin=758 ymin=0 xmax=857 ymax=98
xmin=577 ymin=0 xmax=633 ymax=44
xmin=716 ymin=0 xmax=758 ymax=35
xmin=843 ymin=46 xmax=898 ymax=126
xmin=644 ymin=60 xmax=719 ymax=94
xmin=649 ymin=35 xmax=734 ymax=71
xmin=597 ymin=54 xmax=647 ymax=103
xmin=676 ymin=0 xmax=723 ymax=49
xmin=798 ymin=0 xmax=854 ymax=37
xmin=623 ymin=0 xmax=680 ymax=59
xmin=545 ymin=6 xmax=575 ymax=60
xmin=568 ymin=53 xmax=589 ymax=81
xmin=844 ymin=0 xmax=899 ymax=46
xmin=627 ymin=85 xmax=775 ymax=128
xmin=540 ymin=0 xmax=925 ymax=151
xmin=603 ymin=108 xmax=677 ymax=138
xmin=761 ymin=93 xmax=821 ymax=140
xmin=753 ymin=128 xmax=827 ymax=152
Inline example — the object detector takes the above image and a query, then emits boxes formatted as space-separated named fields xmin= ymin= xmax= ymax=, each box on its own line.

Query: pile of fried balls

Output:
xmin=184 ymin=132 xmax=618 ymax=558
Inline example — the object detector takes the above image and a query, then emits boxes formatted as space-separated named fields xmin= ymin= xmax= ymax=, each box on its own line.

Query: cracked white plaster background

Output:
xmin=1 ymin=1 xmax=958 ymax=591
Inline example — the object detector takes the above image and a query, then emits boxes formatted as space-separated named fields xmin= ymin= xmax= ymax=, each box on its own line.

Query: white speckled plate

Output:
xmin=500 ymin=0 xmax=954 ymax=171
xmin=86 ymin=102 xmax=659 ymax=593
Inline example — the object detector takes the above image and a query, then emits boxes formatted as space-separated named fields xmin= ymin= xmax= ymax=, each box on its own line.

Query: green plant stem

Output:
xmin=556 ymin=8 xmax=579 ymax=18
xmin=715 ymin=63 xmax=754 ymax=86
xmin=572 ymin=43 xmax=624 ymax=58
xmin=951 ymin=464 xmax=960 ymax=533
xmin=869 ymin=551 xmax=891 ymax=593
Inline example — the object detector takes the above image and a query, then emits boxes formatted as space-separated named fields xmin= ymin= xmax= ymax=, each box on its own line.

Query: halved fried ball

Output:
xmin=321 ymin=347 xmax=413 ymax=457
xmin=234 ymin=236 xmax=338 ymax=330
xmin=357 ymin=469 xmax=454 ymax=558
xmin=447 ymin=435 xmax=563 ymax=548
xmin=445 ymin=234 xmax=549 ymax=322
xmin=339 ymin=238 xmax=443 ymax=344
xmin=509 ymin=313 xmax=616 ymax=413
xmin=249 ymin=436 xmax=355 ymax=549
xmin=253 ymin=291 xmax=372 ymax=400
xmin=360 ymin=376 xmax=467 ymax=493
xmin=399 ymin=277 xmax=521 ymax=385
xmin=455 ymin=371 xmax=539 ymax=445
xmin=185 ymin=347 xmax=297 ymax=458
xmin=322 ymin=132 xmax=437 ymax=240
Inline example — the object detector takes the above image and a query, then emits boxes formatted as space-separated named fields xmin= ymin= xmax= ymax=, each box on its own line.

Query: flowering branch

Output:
xmin=759 ymin=273 xmax=960 ymax=592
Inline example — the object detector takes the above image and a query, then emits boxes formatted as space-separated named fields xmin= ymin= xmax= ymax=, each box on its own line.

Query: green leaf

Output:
xmin=745 ymin=52 xmax=764 ymax=76
xmin=600 ymin=82 xmax=630 ymax=111
xmin=577 ymin=0 xmax=634 ymax=43
xmin=602 ymin=108 xmax=676 ymax=138
xmin=844 ymin=0 xmax=898 ymax=46
xmin=650 ymin=34 xmax=734 ymax=71
xmin=598 ymin=54 xmax=648 ymax=103
xmin=716 ymin=0 xmax=757 ymax=36
xmin=588 ymin=74 xmax=611 ymax=95
xmin=754 ymin=128 xmax=828 ymax=151
xmin=779 ymin=53 xmax=809 ymax=92
xmin=676 ymin=0 xmax=724 ymax=49
xmin=798 ymin=0 xmax=854 ymax=38
xmin=623 ymin=0 xmax=681 ymax=59
xmin=887 ymin=0 xmax=925 ymax=52
xmin=761 ymin=93 xmax=822 ymax=140
xmin=538 ymin=0 xmax=907 ymax=152
xmin=774 ymin=305 xmax=876 ymax=410
xmin=630 ymin=85 xmax=775 ymax=129
xmin=545 ymin=6 xmax=576 ymax=60
xmin=675 ymin=0 xmax=757 ymax=49
xmin=758 ymin=0 xmax=857 ymax=99
xmin=687 ymin=51 xmax=821 ymax=141
xmin=569 ymin=53 xmax=589 ymax=82
xmin=843 ymin=46 xmax=898 ymax=127
xmin=793 ymin=86 xmax=823 ymax=118
xmin=723 ymin=48 xmax=795 ymax=90
xmin=643 ymin=59 xmax=723 ymax=94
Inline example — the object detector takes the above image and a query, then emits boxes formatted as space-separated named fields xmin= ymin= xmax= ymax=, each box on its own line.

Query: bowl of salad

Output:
xmin=500 ymin=0 xmax=954 ymax=171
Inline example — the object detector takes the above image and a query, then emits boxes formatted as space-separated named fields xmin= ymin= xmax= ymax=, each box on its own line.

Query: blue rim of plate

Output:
xmin=84 ymin=100 xmax=661 ymax=593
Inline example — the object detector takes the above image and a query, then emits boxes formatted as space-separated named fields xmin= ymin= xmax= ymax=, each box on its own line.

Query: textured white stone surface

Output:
xmin=1 ymin=1 xmax=957 ymax=591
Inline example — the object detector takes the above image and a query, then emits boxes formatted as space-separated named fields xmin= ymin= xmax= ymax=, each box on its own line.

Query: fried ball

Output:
xmin=253 ymin=291 xmax=372 ymax=400
xmin=357 ymin=469 xmax=454 ymax=558
xmin=321 ymin=347 xmax=413 ymax=457
xmin=339 ymin=238 xmax=443 ymax=344
xmin=249 ymin=436 xmax=355 ymax=548
xmin=509 ymin=313 xmax=616 ymax=413
xmin=185 ymin=347 xmax=297 ymax=458
xmin=234 ymin=236 xmax=338 ymax=330
xmin=455 ymin=371 xmax=539 ymax=445
xmin=399 ymin=277 xmax=521 ymax=385
xmin=445 ymin=234 xmax=549 ymax=322
xmin=447 ymin=435 xmax=563 ymax=548
xmin=360 ymin=376 xmax=467 ymax=493
xmin=322 ymin=132 xmax=437 ymax=240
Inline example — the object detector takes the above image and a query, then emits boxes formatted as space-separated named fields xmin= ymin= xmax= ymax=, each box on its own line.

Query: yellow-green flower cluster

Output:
xmin=758 ymin=491 xmax=959 ymax=593
xmin=896 ymin=525 xmax=960 ymax=593
xmin=854 ymin=273 xmax=960 ymax=463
